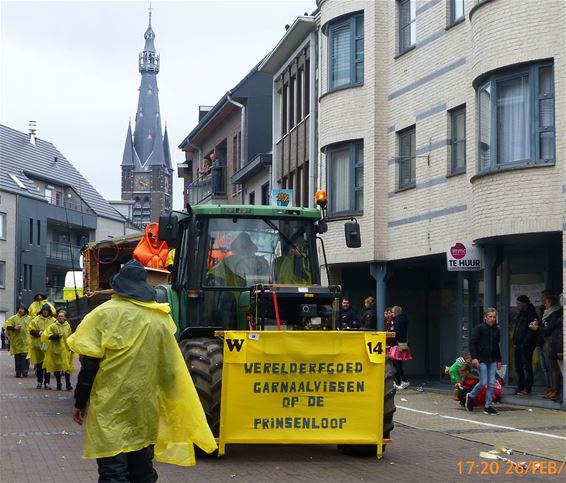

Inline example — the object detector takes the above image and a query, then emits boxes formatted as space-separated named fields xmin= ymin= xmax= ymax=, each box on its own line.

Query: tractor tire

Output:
xmin=179 ymin=337 xmax=224 ymax=437
xmin=337 ymin=359 xmax=396 ymax=457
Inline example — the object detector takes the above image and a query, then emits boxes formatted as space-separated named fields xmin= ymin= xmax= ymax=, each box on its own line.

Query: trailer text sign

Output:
xmin=219 ymin=331 xmax=386 ymax=456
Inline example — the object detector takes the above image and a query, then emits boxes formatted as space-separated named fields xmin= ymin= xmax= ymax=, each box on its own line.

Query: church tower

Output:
xmin=121 ymin=11 xmax=172 ymax=227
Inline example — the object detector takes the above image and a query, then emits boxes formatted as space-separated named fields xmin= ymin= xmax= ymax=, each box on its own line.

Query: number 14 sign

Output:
xmin=364 ymin=332 xmax=386 ymax=364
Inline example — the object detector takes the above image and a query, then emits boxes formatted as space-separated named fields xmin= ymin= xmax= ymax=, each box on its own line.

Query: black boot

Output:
xmin=55 ymin=372 xmax=62 ymax=391
xmin=65 ymin=372 xmax=73 ymax=391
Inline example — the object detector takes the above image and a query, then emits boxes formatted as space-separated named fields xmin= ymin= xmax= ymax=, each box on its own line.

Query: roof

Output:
xmin=258 ymin=17 xmax=317 ymax=75
xmin=0 ymin=124 xmax=124 ymax=221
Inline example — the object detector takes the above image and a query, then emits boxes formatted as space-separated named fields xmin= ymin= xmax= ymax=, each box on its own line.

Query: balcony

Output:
xmin=187 ymin=165 xmax=226 ymax=205
xmin=46 ymin=285 xmax=65 ymax=303
xmin=46 ymin=242 xmax=82 ymax=267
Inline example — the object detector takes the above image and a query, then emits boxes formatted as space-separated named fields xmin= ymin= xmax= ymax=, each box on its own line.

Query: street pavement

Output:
xmin=1 ymin=349 xmax=564 ymax=483
xmin=394 ymin=386 xmax=566 ymax=462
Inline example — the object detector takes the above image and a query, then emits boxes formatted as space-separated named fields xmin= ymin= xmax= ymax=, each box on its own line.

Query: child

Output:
xmin=41 ymin=309 xmax=74 ymax=391
xmin=28 ymin=304 xmax=56 ymax=389
xmin=445 ymin=352 xmax=473 ymax=400
xmin=2 ymin=306 xmax=31 ymax=377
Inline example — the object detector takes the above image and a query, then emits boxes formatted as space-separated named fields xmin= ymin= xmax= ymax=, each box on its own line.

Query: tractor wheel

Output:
xmin=337 ymin=359 xmax=396 ymax=457
xmin=179 ymin=337 xmax=224 ymax=436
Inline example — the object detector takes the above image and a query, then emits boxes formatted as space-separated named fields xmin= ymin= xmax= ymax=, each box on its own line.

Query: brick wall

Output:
xmin=317 ymin=0 xmax=565 ymax=265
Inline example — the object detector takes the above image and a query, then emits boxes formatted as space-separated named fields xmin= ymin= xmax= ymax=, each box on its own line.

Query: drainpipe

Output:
xmin=227 ymin=92 xmax=246 ymax=203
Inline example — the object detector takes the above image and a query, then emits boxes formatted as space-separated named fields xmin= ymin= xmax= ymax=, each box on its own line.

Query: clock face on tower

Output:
xmin=134 ymin=173 xmax=150 ymax=191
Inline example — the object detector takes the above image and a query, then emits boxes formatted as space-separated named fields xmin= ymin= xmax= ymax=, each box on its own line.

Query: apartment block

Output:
xmin=316 ymin=0 xmax=565 ymax=393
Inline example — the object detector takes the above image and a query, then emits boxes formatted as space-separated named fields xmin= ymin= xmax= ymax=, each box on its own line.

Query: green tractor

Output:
xmin=156 ymin=203 xmax=395 ymax=454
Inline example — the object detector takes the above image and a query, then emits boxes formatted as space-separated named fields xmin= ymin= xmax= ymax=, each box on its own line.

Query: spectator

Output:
xmin=529 ymin=290 xmax=563 ymax=400
xmin=465 ymin=308 xmax=502 ymax=415
xmin=513 ymin=295 xmax=539 ymax=395
xmin=389 ymin=305 xmax=411 ymax=389
xmin=67 ymin=260 xmax=216 ymax=480
xmin=445 ymin=352 xmax=473 ymax=400
xmin=2 ymin=306 xmax=31 ymax=377
xmin=338 ymin=296 xmax=360 ymax=330
xmin=360 ymin=296 xmax=377 ymax=330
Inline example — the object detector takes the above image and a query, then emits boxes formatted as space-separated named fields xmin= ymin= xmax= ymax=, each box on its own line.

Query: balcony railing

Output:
xmin=46 ymin=285 xmax=64 ymax=303
xmin=47 ymin=242 xmax=82 ymax=263
xmin=187 ymin=165 xmax=226 ymax=205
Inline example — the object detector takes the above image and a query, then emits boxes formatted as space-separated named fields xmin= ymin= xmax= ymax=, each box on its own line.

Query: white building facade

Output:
xmin=316 ymin=0 xmax=565 ymax=394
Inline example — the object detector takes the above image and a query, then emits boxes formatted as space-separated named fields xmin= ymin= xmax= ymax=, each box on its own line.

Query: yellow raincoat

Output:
xmin=2 ymin=314 xmax=31 ymax=355
xmin=28 ymin=314 xmax=56 ymax=365
xmin=273 ymin=255 xmax=312 ymax=285
xmin=67 ymin=294 xmax=217 ymax=465
xmin=41 ymin=321 xmax=73 ymax=374
xmin=28 ymin=300 xmax=56 ymax=318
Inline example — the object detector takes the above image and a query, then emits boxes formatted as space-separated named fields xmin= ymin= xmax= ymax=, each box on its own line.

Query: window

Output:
xmin=0 ymin=261 xmax=5 ymax=288
xmin=282 ymin=83 xmax=288 ymax=135
xmin=261 ymin=183 xmax=270 ymax=206
xmin=398 ymin=127 xmax=416 ymax=189
xmin=478 ymin=62 xmax=554 ymax=172
xmin=328 ymin=141 xmax=363 ymax=216
xmin=0 ymin=212 xmax=6 ymax=239
xmin=29 ymin=218 xmax=33 ymax=245
xmin=289 ymin=76 xmax=295 ymax=129
xmin=297 ymin=69 xmax=303 ymax=122
xmin=304 ymin=58 xmax=310 ymax=116
xmin=23 ymin=263 xmax=32 ymax=291
xmin=36 ymin=220 xmax=41 ymax=246
xmin=249 ymin=191 xmax=255 ymax=205
xmin=399 ymin=0 xmax=416 ymax=53
xmin=328 ymin=12 xmax=364 ymax=90
xmin=450 ymin=106 xmax=466 ymax=173
xmin=44 ymin=187 xmax=53 ymax=203
xmin=450 ymin=0 xmax=465 ymax=23
xmin=142 ymin=198 xmax=151 ymax=224
xmin=133 ymin=198 xmax=142 ymax=225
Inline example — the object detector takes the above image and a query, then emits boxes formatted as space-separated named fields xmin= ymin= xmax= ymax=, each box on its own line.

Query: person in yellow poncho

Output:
xmin=27 ymin=293 xmax=56 ymax=318
xmin=273 ymin=236 xmax=312 ymax=285
xmin=28 ymin=304 xmax=56 ymax=389
xmin=67 ymin=260 xmax=216 ymax=481
xmin=2 ymin=306 xmax=31 ymax=377
xmin=41 ymin=309 xmax=74 ymax=391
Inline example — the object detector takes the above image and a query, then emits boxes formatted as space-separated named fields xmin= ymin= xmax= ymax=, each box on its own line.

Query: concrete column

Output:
xmin=370 ymin=262 xmax=388 ymax=331
xmin=483 ymin=246 xmax=497 ymax=309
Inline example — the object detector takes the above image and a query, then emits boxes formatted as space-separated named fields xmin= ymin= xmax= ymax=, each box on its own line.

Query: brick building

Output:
xmin=315 ymin=0 xmax=565 ymax=390
xmin=259 ymin=16 xmax=318 ymax=208
xmin=178 ymin=65 xmax=272 ymax=206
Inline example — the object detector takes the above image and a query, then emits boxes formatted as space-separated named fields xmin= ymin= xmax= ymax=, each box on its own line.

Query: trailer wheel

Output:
xmin=180 ymin=337 xmax=224 ymax=436
xmin=337 ymin=359 xmax=396 ymax=457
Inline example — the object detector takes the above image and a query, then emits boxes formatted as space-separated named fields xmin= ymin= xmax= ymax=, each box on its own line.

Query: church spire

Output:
xmin=139 ymin=8 xmax=159 ymax=73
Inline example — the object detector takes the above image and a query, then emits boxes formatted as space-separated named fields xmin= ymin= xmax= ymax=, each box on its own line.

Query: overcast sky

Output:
xmin=1 ymin=0 xmax=315 ymax=210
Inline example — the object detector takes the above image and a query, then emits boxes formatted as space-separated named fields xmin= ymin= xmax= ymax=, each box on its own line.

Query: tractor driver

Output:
xmin=273 ymin=235 xmax=312 ymax=285
xmin=207 ymin=232 xmax=269 ymax=287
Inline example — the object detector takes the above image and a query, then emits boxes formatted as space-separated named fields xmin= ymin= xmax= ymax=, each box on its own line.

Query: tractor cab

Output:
xmin=159 ymin=205 xmax=342 ymax=339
